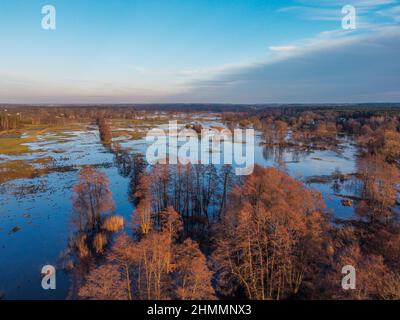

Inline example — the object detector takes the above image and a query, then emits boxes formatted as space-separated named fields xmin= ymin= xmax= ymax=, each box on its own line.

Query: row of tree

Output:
xmin=0 ymin=111 xmax=22 ymax=131
xmin=223 ymin=108 xmax=400 ymax=155
xmin=97 ymin=116 xmax=112 ymax=144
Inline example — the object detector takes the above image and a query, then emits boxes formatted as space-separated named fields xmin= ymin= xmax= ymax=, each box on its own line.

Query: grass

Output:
xmin=112 ymin=129 xmax=145 ymax=141
xmin=72 ymin=233 xmax=90 ymax=258
xmin=0 ymin=120 xmax=152 ymax=185
xmin=0 ymin=128 xmax=50 ymax=155
xmin=93 ymin=232 xmax=108 ymax=253
xmin=130 ymin=131 xmax=145 ymax=140
xmin=111 ymin=117 xmax=168 ymax=129
xmin=102 ymin=215 xmax=124 ymax=232
xmin=0 ymin=157 xmax=53 ymax=184
xmin=0 ymin=124 xmax=84 ymax=156
xmin=0 ymin=137 xmax=31 ymax=155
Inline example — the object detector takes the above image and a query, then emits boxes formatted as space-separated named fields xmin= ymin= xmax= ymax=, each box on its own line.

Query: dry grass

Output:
xmin=93 ymin=232 xmax=108 ymax=253
xmin=0 ymin=124 xmax=83 ymax=155
xmin=102 ymin=215 xmax=125 ymax=232
xmin=112 ymin=130 xmax=144 ymax=141
xmin=0 ymin=157 xmax=53 ymax=184
xmin=71 ymin=233 xmax=90 ymax=258
xmin=0 ymin=127 xmax=51 ymax=155
xmin=0 ymin=137 xmax=33 ymax=155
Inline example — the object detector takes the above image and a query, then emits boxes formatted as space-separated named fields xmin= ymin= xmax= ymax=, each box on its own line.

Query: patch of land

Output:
xmin=0 ymin=157 xmax=54 ymax=184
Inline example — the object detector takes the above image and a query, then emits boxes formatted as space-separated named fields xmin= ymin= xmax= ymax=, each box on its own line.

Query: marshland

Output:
xmin=0 ymin=105 xmax=399 ymax=300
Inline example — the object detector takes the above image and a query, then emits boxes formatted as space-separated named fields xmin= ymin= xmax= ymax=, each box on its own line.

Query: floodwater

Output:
xmin=0 ymin=115 xmax=358 ymax=299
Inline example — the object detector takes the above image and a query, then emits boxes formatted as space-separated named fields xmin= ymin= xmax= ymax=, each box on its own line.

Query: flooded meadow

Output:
xmin=0 ymin=113 xmax=361 ymax=299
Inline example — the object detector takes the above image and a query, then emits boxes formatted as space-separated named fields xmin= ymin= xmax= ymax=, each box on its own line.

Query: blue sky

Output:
xmin=0 ymin=0 xmax=399 ymax=103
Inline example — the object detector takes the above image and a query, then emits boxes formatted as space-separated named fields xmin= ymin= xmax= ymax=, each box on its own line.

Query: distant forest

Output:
xmin=2 ymin=103 xmax=400 ymax=132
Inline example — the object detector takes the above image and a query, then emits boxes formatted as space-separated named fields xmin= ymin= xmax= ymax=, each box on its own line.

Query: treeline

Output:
xmin=2 ymin=104 xmax=400 ymax=133
xmin=0 ymin=106 xmax=153 ymax=131
xmin=0 ymin=104 xmax=250 ymax=132
xmin=0 ymin=111 xmax=23 ymax=131
xmin=222 ymin=107 xmax=400 ymax=139
xmin=223 ymin=107 xmax=400 ymax=160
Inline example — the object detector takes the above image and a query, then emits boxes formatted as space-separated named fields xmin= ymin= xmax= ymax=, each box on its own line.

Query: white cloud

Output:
xmin=269 ymin=46 xmax=298 ymax=52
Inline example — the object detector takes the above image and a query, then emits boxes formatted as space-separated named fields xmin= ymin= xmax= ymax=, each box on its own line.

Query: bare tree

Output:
xmin=213 ymin=165 xmax=330 ymax=300
xmin=78 ymin=264 xmax=128 ymax=300
xmin=72 ymin=167 xmax=115 ymax=231
xmin=174 ymin=239 xmax=215 ymax=299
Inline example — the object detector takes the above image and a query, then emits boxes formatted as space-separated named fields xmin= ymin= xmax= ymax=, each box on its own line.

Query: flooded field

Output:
xmin=0 ymin=113 xmax=360 ymax=299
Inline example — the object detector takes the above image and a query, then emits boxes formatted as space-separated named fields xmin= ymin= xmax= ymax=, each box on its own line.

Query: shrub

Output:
xmin=72 ymin=233 xmax=90 ymax=258
xmin=102 ymin=215 xmax=125 ymax=232
xmin=93 ymin=232 xmax=108 ymax=254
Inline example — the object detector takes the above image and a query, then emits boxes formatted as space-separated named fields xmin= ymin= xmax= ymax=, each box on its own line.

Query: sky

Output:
xmin=0 ymin=0 xmax=399 ymax=103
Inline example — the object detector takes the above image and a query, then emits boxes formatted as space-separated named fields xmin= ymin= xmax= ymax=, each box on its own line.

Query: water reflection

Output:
xmin=262 ymin=144 xmax=311 ymax=166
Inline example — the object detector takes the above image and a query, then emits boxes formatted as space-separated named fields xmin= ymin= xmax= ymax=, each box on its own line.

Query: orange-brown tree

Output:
xmin=108 ymin=234 xmax=135 ymax=300
xmin=213 ymin=165 xmax=331 ymax=300
xmin=121 ymin=207 xmax=214 ymax=300
xmin=72 ymin=167 xmax=115 ymax=231
xmin=78 ymin=264 xmax=129 ymax=300
xmin=174 ymin=239 xmax=215 ymax=300
xmin=356 ymin=156 xmax=400 ymax=221
xmin=97 ymin=116 xmax=112 ymax=144
xmin=324 ymin=244 xmax=400 ymax=299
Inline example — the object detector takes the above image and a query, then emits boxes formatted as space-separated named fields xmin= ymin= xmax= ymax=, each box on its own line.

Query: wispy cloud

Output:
xmin=292 ymin=0 xmax=397 ymax=8
xmin=269 ymin=46 xmax=298 ymax=52
xmin=278 ymin=6 xmax=346 ymax=21
xmin=278 ymin=0 xmax=399 ymax=25
xmin=171 ymin=25 xmax=400 ymax=103
xmin=377 ymin=5 xmax=400 ymax=21
xmin=120 ymin=22 xmax=400 ymax=103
